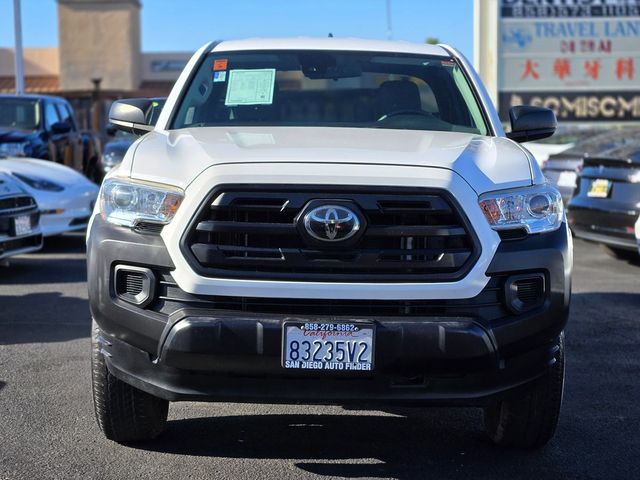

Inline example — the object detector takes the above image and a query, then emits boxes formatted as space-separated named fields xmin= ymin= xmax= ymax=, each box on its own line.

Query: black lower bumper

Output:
xmin=568 ymin=200 xmax=638 ymax=251
xmin=88 ymin=217 xmax=571 ymax=405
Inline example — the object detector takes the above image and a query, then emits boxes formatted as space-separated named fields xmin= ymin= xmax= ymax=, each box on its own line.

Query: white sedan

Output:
xmin=0 ymin=157 xmax=99 ymax=237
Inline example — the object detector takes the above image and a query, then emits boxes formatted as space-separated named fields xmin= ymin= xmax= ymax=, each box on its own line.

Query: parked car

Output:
xmin=99 ymin=98 xmax=166 ymax=179
xmin=542 ymin=129 xmax=640 ymax=205
xmin=568 ymin=139 xmax=640 ymax=259
xmin=0 ymin=94 xmax=101 ymax=180
xmin=0 ymin=172 xmax=42 ymax=262
xmin=88 ymin=38 xmax=571 ymax=449
xmin=0 ymin=157 xmax=98 ymax=237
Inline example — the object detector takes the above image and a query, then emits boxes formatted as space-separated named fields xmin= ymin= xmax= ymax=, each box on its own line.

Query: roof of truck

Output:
xmin=212 ymin=37 xmax=452 ymax=57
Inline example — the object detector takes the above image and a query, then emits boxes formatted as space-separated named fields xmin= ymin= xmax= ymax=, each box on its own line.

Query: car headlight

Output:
xmin=100 ymin=150 xmax=124 ymax=172
xmin=100 ymin=178 xmax=184 ymax=227
xmin=479 ymin=184 xmax=563 ymax=234
xmin=0 ymin=142 xmax=29 ymax=157
xmin=13 ymin=172 xmax=65 ymax=192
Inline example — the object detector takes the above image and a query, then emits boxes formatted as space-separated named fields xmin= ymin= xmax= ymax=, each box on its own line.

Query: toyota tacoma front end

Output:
xmin=87 ymin=38 xmax=571 ymax=449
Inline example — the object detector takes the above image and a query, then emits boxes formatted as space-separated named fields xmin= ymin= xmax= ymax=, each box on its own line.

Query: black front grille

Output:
xmin=0 ymin=196 xmax=39 ymax=236
xmin=0 ymin=195 xmax=36 ymax=214
xmin=151 ymin=272 xmax=507 ymax=320
xmin=183 ymin=186 xmax=479 ymax=282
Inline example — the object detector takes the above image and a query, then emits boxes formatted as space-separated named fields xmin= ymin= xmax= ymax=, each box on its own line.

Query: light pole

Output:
xmin=13 ymin=0 xmax=25 ymax=95
xmin=386 ymin=0 xmax=393 ymax=40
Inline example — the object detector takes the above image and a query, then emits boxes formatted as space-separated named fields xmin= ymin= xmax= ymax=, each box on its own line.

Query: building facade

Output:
xmin=0 ymin=0 xmax=191 ymax=130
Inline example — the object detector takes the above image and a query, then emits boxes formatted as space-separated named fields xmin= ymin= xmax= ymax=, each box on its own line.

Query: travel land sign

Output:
xmin=498 ymin=0 xmax=640 ymax=122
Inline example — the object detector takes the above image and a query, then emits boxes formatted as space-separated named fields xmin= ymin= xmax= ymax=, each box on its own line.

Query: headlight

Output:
xmin=0 ymin=142 xmax=29 ymax=157
xmin=100 ymin=150 xmax=124 ymax=172
xmin=100 ymin=178 xmax=183 ymax=227
xmin=13 ymin=172 xmax=64 ymax=192
xmin=479 ymin=184 xmax=563 ymax=234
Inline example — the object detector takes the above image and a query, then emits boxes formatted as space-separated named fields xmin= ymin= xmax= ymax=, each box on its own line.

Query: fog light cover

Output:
xmin=114 ymin=265 xmax=155 ymax=307
xmin=505 ymin=273 xmax=545 ymax=313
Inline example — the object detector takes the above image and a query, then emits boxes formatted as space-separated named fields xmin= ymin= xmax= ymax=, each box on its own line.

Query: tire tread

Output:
xmin=91 ymin=321 xmax=168 ymax=442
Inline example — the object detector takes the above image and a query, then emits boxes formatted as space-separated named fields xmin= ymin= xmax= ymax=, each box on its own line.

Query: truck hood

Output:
xmin=130 ymin=127 xmax=534 ymax=194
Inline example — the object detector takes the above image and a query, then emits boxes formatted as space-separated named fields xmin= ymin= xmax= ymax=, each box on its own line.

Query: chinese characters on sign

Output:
xmin=499 ymin=0 xmax=640 ymax=122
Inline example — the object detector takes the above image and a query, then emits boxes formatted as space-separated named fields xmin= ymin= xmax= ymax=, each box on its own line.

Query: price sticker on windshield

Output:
xmin=225 ymin=68 xmax=276 ymax=106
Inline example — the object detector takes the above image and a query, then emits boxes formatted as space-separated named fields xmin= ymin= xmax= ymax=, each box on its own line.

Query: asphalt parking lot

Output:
xmin=1 ymin=234 xmax=639 ymax=480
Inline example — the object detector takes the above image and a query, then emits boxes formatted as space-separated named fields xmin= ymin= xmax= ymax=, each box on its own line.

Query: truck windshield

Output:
xmin=171 ymin=50 xmax=488 ymax=135
xmin=0 ymin=98 xmax=40 ymax=131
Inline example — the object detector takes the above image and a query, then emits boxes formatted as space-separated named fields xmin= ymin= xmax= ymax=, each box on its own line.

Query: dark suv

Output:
xmin=0 ymin=94 xmax=99 ymax=179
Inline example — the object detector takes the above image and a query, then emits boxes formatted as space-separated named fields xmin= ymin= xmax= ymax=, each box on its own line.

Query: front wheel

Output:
xmin=483 ymin=332 xmax=565 ymax=449
xmin=91 ymin=321 xmax=169 ymax=442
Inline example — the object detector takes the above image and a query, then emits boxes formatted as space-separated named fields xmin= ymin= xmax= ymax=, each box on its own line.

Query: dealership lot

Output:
xmin=0 ymin=234 xmax=639 ymax=480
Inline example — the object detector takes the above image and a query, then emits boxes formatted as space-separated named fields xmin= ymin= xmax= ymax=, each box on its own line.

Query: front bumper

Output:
xmin=37 ymin=185 xmax=98 ymax=237
xmin=0 ymin=232 xmax=43 ymax=260
xmin=568 ymin=199 xmax=638 ymax=251
xmin=88 ymin=216 xmax=571 ymax=405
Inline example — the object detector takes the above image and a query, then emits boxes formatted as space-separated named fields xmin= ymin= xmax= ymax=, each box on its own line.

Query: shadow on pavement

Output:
xmin=0 ymin=233 xmax=87 ymax=285
xmin=131 ymin=408 xmax=598 ymax=479
xmin=41 ymin=233 xmax=87 ymax=254
xmin=0 ymin=380 xmax=5 ymax=392
xmin=125 ymin=290 xmax=640 ymax=478
xmin=0 ymin=292 xmax=90 ymax=345
xmin=0 ymin=258 xmax=87 ymax=285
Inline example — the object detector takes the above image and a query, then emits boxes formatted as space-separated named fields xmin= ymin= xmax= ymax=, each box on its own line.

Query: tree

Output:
xmin=425 ymin=37 xmax=439 ymax=45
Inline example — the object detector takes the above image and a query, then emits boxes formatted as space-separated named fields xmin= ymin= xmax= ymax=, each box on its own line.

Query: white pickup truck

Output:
xmin=87 ymin=38 xmax=571 ymax=449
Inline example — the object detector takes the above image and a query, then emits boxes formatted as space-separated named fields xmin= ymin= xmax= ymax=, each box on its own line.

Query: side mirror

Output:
xmin=506 ymin=106 xmax=556 ymax=143
xmin=51 ymin=121 xmax=72 ymax=135
xmin=109 ymin=98 xmax=156 ymax=135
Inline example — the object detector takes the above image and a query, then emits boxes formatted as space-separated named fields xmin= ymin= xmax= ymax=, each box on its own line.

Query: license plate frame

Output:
xmin=13 ymin=215 xmax=32 ymax=236
xmin=588 ymin=178 xmax=611 ymax=198
xmin=281 ymin=321 xmax=375 ymax=372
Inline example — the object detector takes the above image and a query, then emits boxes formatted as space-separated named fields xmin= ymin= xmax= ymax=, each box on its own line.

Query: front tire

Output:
xmin=483 ymin=332 xmax=565 ymax=449
xmin=91 ymin=321 xmax=169 ymax=442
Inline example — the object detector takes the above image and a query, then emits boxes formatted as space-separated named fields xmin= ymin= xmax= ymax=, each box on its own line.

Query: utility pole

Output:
xmin=13 ymin=0 xmax=25 ymax=95
xmin=386 ymin=0 xmax=393 ymax=40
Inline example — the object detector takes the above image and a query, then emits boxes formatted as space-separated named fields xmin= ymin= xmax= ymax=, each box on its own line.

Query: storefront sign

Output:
xmin=499 ymin=0 xmax=640 ymax=122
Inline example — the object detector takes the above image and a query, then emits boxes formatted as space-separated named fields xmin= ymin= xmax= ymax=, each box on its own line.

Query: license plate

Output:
xmin=13 ymin=215 xmax=32 ymax=236
xmin=588 ymin=179 xmax=611 ymax=198
xmin=282 ymin=322 xmax=375 ymax=372
xmin=557 ymin=171 xmax=577 ymax=188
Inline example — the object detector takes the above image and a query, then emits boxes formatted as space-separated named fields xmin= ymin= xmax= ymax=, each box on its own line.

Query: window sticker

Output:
xmin=185 ymin=106 xmax=195 ymax=125
xmin=213 ymin=58 xmax=228 ymax=71
xmin=224 ymin=68 xmax=276 ymax=106
xmin=213 ymin=71 xmax=227 ymax=83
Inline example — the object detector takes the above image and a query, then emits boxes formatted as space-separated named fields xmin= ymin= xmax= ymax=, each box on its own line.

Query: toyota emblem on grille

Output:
xmin=303 ymin=205 xmax=361 ymax=242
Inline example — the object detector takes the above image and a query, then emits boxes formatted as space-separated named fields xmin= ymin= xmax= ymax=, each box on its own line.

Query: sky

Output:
xmin=0 ymin=0 xmax=474 ymax=58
